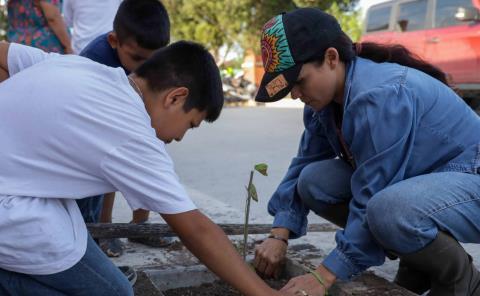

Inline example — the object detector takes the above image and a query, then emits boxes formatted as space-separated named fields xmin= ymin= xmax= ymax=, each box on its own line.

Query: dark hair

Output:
xmin=135 ymin=41 xmax=224 ymax=122
xmin=312 ymin=31 xmax=449 ymax=86
xmin=113 ymin=0 xmax=170 ymax=49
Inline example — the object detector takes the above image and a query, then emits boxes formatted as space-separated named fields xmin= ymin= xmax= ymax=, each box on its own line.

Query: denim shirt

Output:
xmin=268 ymin=57 xmax=480 ymax=280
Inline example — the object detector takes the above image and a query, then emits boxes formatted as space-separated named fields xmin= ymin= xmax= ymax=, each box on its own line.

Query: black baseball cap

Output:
xmin=255 ymin=8 xmax=343 ymax=102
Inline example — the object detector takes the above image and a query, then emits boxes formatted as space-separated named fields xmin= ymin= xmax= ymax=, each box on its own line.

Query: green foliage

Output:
xmin=293 ymin=0 xmax=357 ymax=10
xmin=163 ymin=0 xmax=361 ymax=61
xmin=254 ymin=163 xmax=268 ymax=176
xmin=326 ymin=2 xmax=362 ymax=42
xmin=248 ymin=183 xmax=258 ymax=202
xmin=163 ymin=0 xmax=251 ymax=63
xmin=243 ymin=163 xmax=269 ymax=259
xmin=0 ymin=3 xmax=7 ymax=41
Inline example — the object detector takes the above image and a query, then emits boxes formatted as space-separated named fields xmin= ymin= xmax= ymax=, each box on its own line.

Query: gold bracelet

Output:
xmin=309 ymin=269 xmax=329 ymax=296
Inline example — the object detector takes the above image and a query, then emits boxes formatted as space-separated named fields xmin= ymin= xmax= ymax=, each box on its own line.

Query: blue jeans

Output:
xmin=0 ymin=235 xmax=133 ymax=296
xmin=297 ymin=159 xmax=480 ymax=255
xmin=76 ymin=195 xmax=104 ymax=223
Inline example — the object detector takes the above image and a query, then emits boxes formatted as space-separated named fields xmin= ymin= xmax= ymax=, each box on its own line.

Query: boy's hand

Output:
xmin=162 ymin=210 xmax=280 ymax=296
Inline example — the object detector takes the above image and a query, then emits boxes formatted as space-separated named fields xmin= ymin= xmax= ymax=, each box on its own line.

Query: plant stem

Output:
xmin=243 ymin=170 xmax=254 ymax=260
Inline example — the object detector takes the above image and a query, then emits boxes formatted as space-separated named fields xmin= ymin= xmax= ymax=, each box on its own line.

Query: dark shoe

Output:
xmin=119 ymin=266 xmax=137 ymax=286
xmin=399 ymin=232 xmax=480 ymax=296
xmin=99 ymin=238 xmax=124 ymax=257
xmin=394 ymin=259 xmax=431 ymax=294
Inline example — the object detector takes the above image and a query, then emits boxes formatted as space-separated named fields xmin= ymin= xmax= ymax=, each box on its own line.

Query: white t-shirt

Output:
xmin=63 ymin=0 xmax=122 ymax=54
xmin=0 ymin=44 xmax=196 ymax=275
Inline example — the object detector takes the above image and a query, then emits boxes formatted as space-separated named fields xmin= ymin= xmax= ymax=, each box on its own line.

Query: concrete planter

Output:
xmin=133 ymin=257 xmax=416 ymax=296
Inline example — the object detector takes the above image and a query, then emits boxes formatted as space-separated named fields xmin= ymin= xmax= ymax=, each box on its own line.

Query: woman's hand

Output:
xmin=281 ymin=265 xmax=336 ymax=296
xmin=253 ymin=228 xmax=289 ymax=278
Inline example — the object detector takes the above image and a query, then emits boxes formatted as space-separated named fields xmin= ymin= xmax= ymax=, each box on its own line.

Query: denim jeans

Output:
xmin=297 ymin=159 xmax=480 ymax=255
xmin=76 ymin=195 xmax=104 ymax=223
xmin=0 ymin=235 xmax=133 ymax=296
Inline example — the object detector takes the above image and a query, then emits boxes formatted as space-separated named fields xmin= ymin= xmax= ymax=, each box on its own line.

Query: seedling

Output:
xmin=243 ymin=163 xmax=268 ymax=260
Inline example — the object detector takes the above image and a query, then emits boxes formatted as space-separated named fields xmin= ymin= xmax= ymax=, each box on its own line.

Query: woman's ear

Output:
xmin=325 ymin=47 xmax=340 ymax=69
xmin=107 ymin=32 xmax=119 ymax=49
xmin=163 ymin=87 xmax=189 ymax=109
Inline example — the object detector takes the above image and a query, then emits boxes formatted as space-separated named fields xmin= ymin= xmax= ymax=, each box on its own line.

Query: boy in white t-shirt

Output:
xmin=0 ymin=42 xmax=283 ymax=296
xmin=63 ymin=0 xmax=122 ymax=54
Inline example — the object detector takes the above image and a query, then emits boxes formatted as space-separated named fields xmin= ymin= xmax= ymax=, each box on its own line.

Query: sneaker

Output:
xmin=99 ymin=238 xmax=124 ymax=257
xmin=118 ymin=265 xmax=137 ymax=286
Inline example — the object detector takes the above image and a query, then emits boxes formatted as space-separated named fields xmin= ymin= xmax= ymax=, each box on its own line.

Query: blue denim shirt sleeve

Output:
xmin=268 ymin=106 xmax=336 ymax=238
xmin=323 ymin=84 xmax=418 ymax=280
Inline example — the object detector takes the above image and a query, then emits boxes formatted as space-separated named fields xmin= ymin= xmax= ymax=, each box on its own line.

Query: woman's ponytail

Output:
xmin=352 ymin=41 xmax=448 ymax=85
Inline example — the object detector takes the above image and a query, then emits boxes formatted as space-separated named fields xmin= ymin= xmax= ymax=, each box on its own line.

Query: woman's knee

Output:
xmin=367 ymin=188 xmax=428 ymax=253
xmin=297 ymin=159 xmax=352 ymax=205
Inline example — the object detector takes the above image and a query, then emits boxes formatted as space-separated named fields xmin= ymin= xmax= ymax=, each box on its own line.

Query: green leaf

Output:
xmin=254 ymin=163 xmax=268 ymax=176
xmin=249 ymin=183 xmax=258 ymax=202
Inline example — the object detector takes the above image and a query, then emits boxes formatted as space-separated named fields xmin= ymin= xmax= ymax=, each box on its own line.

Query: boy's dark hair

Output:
xmin=113 ymin=0 xmax=170 ymax=49
xmin=135 ymin=41 xmax=224 ymax=122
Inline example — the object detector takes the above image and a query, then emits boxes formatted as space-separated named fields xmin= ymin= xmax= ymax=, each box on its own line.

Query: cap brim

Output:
xmin=255 ymin=63 xmax=302 ymax=103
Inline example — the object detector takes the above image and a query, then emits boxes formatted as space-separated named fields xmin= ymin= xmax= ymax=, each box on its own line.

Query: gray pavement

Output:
xmin=111 ymin=106 xmax=480 ymax=282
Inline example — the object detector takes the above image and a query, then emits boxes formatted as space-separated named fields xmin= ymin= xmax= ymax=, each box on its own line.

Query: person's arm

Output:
xmin=254 ymin=106 xmax=336 ymax=278
xmin=100 ymin=137 xmax=283 ymax=295
xmin=0 ymin=68 xmax=7 ymax=83
xmin=268 ymin=106 xmax=337 ymax=239
xmin=0 ymin=41 xmax=51 ymax=81
xmin=163 ymin=210 xmax=282 ymax=296
xmin=38 ymin=1 xmax=73 ymax=54
xmin=0 ymin=42 xmax=10 ymax=82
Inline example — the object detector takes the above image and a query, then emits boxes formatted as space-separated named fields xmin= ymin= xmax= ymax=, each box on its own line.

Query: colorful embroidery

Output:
xmin=261 ymin=15 xmax=295 ymax=73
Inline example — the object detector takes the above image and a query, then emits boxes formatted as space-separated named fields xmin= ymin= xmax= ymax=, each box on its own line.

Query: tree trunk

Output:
xmin=87 ymin=223 xmax=338 ymax=239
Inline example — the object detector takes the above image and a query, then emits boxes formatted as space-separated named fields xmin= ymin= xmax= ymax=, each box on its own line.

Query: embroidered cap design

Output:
xmin=261 ymin=15 xmax=295 ymax=73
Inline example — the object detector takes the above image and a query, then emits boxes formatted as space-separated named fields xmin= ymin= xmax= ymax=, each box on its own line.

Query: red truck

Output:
xmin=361 ymin=0 xmax=480 ymax=114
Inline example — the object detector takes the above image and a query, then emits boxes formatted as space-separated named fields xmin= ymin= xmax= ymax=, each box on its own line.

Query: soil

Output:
xmin=133 ymin=271 xmax=164 ymax=296
xmin=163 ymin=278 xmax=289 ymax=296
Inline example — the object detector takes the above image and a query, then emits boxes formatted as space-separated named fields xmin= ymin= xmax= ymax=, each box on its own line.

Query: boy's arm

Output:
xmin=1 ymin=42 xmax=51 ymax=77
xmin=0 ymin=68 xmax=7 ymax=83
xmin=0 ymin=42 xmax=10 ymax=82
xmin=0 ymin=42 xmax=10 ymax=73
xmin=162 ymin=210 xmax=282 ymax=296
xmin=101 ymin=139 xmax=282 ymax=295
